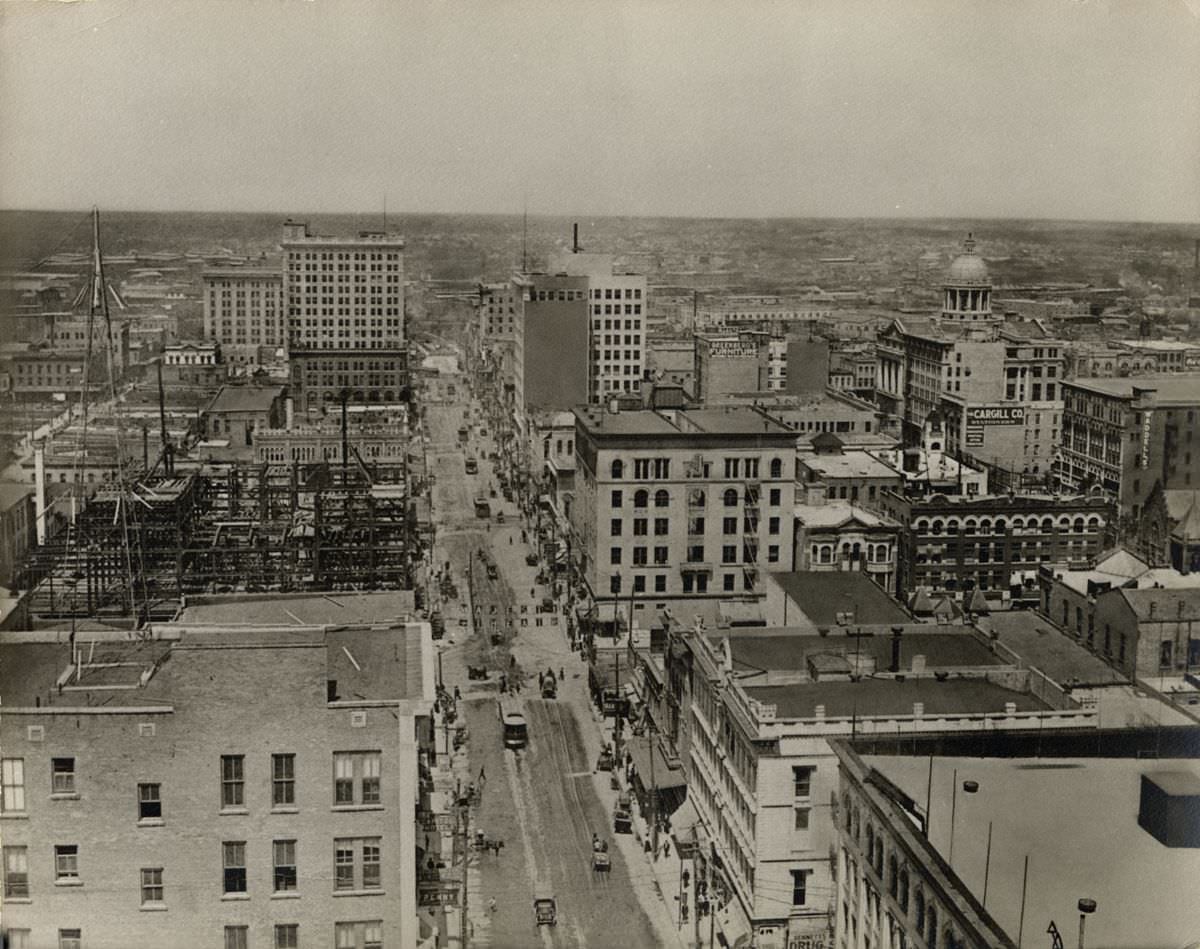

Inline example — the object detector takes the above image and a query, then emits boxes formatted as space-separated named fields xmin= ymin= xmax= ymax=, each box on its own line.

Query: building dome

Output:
xmin=945 ymin=234 xmax=989 ymax=286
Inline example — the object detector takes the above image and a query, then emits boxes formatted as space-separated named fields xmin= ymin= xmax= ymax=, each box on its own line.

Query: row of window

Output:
xmin=1 ymin=837 xmax=380 ymax=898
xmin=1 ymin=923 xmax=383 ymax=949
xmin=0 ymin=753 xmax=380 ymax=815
xmin=611 ymin=488 xmax=779 ymax=510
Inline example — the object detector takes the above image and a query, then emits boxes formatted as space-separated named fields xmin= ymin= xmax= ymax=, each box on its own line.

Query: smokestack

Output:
xmin=572 ymin=222 xmax=580 ymax=254
xmin=285 ymin=396 xmax=294 ymax=432
xmin=890 ymin=625 xmax=903 ymax=673
xmin=34 ymin=443 xmax=46 ymax=544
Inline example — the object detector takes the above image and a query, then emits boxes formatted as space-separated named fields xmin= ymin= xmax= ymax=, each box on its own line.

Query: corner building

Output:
xmin=282 ymin=220 xmax=407 ymax=413
xmin=0 ymin=622 xmax=434 ymax=949
xmin=570 ymin=404 xmax=797 ymax=623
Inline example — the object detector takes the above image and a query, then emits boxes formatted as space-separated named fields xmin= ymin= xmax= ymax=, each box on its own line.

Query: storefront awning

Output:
xmin=628 ymin=736 xmax=686 ymax=792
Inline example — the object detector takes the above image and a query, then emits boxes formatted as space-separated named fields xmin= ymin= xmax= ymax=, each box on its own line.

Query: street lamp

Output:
xmin=1077 ymin=898 xmax=1097 ymax=949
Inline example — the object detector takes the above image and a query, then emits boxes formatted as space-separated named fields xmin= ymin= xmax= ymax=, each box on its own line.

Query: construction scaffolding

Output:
xmin=18 ymin=459 xmax=421 ymax=624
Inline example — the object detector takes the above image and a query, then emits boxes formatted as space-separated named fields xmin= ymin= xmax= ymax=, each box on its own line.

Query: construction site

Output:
xmin=17 ymin=456 xmax=423 ymax=627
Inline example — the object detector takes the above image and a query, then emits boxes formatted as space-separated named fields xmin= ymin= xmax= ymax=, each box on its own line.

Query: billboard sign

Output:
xmin=966 ymin=406 xmax=1025 ymax=426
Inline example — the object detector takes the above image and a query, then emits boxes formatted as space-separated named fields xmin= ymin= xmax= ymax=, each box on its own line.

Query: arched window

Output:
xmin=1041 ymin=516 xmax=1054 ymax=531
xmin=898 ymin=868 xmax=909 ymax=912
xmin=611 ymin=459 xmax=624 ymax=479
xmin=723 ymin=488 xmax=738 ymax=507
xmin=655 ymin=489 xmax=670 ymax=508
xmin=931 ymin=520 xmax=943 ymax=535
xmin=634 ymin=490 xmax=649 ymax=509
xmin=874 ymin=839 xmax=884 ymax=876
xmin=994 ymin=519 xmax=1006 ymax=534
xmin=1073 ymin=517 xmax=1085 ymax=532
xmin=843 ymin=793 xmax=853 ymax=831
xmin=770 ymin=457 xmax=783 ymax=479
xmin=1087 ymin=516 xmax=1099 ymax=530
xmin=927 ymin=904 xmax=938 ymax=949
xmin=888 ymin=854 xmax=899 ymax=898
xmin=915 ymin=890 xmax=926 ymax=928
xmin=866 ymin=824 xmax=875 ymax=863
xmin=820 ymin=546 xmax=833 ymax=564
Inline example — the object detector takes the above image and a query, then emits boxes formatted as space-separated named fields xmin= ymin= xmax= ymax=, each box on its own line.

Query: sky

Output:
xmin=1 ymin=0 xmax=1198 ymax=222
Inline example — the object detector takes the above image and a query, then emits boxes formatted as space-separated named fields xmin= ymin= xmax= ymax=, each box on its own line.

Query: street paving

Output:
xmin=425 ymin=368 xmax=683 ymax=948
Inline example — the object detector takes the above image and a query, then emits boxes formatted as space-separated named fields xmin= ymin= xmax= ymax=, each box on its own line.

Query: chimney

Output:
xmin=814 ymin=705 xmax=825 ymax=719
xmin=34 ymin=443 xmax=46 ymax=545
xmin=890 ymin=625 xmax=903 ymax=673
xmin=1004 ymin=702 xmax=1017 ymax=716
xmin=285 ymin=396 xmax=294 ymax=432
xmin=327 ymin=680 xmax=338 ymax=702
xmin=572 ymin=222 xmax=580 ymax=254
xmin=911 ymin=655 xmax=926 ymax=674
xmin=608 ymin=398 xmax=620 ymax=415
xmin=913 ymin=702 xmax=924 ymax=718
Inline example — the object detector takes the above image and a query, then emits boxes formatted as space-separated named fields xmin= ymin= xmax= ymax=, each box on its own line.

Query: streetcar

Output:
xmin=499 ymin=698 xmax=528 ymax=750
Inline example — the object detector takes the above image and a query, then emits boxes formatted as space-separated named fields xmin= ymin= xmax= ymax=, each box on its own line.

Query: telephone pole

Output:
xmin=459 ymin=802 xmax=470 ymax=948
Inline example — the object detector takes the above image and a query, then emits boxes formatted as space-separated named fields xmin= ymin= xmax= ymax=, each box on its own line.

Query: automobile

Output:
xmin=465 ymin=458 xmax=478 ymax=474
xmin=496 ymin=512 xmax=505 ymax=525
xmin=534 ymin=889 xmax=556 ymax=927
xmin=486 ymin=563 xmax=498 ymax=580
xmin=525 ymin=553 xmax=539 ymax=567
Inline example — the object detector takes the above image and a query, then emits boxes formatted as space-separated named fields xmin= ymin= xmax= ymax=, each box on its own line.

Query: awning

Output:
xmin=669 ymin=798 xmax=701 ymax=851
xmin=628 ymin=736 xmax=686 ymax=792
xmin=714 ymin=899 xmax=753 ymax=949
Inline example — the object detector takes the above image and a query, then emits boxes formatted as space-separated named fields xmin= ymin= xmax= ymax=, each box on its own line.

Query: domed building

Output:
xmin=941 ymin=233 xmax=995 ymax=322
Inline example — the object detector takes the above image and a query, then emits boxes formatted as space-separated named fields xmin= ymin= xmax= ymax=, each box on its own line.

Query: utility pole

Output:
xmin=649 ymin=716 xmax=658 ymax=855
xmin=459 ymin=802 xmax=470 ymax=949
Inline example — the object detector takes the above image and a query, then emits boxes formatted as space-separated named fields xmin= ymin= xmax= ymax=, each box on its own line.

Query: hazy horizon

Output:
xmin=2 ymin=0 xmax=1198 ymax=224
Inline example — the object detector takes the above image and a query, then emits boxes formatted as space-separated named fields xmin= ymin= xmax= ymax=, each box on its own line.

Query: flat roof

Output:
xmin=712 ymin=625 xmax=1003 ymax=673
xmin=772 ymin=571 xmax=911 ymax=627
xmin=794 ymin=502 xmax=901 ymax=530
xmin=575 ymin=405 xmax=793 ymax=439
xmin=798 ymin=451 xmax=900 ymax=480
xmin=177 ymin=591 xmax=417 ymax=626
xmin=870 ymin=754 xmax=1200 ymax=949
xmin=975 ymin=612 xmax=1126 ymax=686
xmin=1067 ymin=373 xmax=1200 ymax=403
xmin=747 ymin=677 xmax=1045 ymax=719
xmin=207 ymin=385 xmax=285 ymax=414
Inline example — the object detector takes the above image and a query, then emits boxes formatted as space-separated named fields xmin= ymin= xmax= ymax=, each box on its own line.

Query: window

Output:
xmin=790 ymin=869 xmax=810 ymax=906
xmin=654 ymin=575 xmax=666 ymax=593
xmin=336 ymin=921 xmax=383 ymax=949
xmin=611 ymin=460 xmax=624 ymax=479
xmin=138 ymin=783 xmax=162 ymax=820
xmin=654 ymin=518 xmax=669 ymax=536
xmin=59 ymin=932 xmax=82 ymax=949
xmin=769 ymin=488 xmax=781 ymax=505
xmin=611 ymin=518 xmax=622 ymax=537
xmin=1161 ymin=640 xmax=1174 ymax=668
xmin=792 ymin=766 xmax=813 ymax=797
xmin=334 ymin=751 xmax=382 ymax=806
xmin=273 ymin=754 xmax=295 ymax=806
xmin=275 ymin=925 xmax=299 ymax=949
xmin=221 ymin=755 xmax=245 ymax=808
xmin=654 ymin=545 xmax=669 ymax=565
xmin=610 ymin=547 xmax=623 ymax=565
xmin=3 ymin=845 xmax=29 ymax=897
xmin=794 ymin=807 xmax=810 ymax=830
xmin=634 ymin=575 xmax=646 ymax=593
xmin=633 ymin=518 xmax=648 ymax=536
xmin=51 ymin=757 xmax=75 ymax=795
xmin=768 ymin=545 xmax=780 ymax=564
xmin=6 ymin=930 xmax=29 ymax=949
xmin=634 ymin=489 xmax=649 ymax=508
xmin=274 ymin=839 xmax=298 ymax=891
xmin=770 ymin=458 xmax=783 ymax=479
xmin=723 ymin=488 xmax=738 ymax=506
xmin=723 ymin=516 xmax=737 ymax=535
xmin=768 ymin=516 xmax=780 ymax=535
xmin=1 ymin=758 xmax=25 ymax=812
xmin=611 ymin=489 xmax=623 ymax=508
xmin=223 ymin=841 xmax=247 ymax=893
xmin=225 ymin=927 xmax=249 ymax=949
xmin=54 ymin=844 xmax=79 ymax=881
xmin=655 ymin=489 xmax=670 ymax=508
xmin=722 ymin=545 xmax=737 ymax=564
xmin=610 ymin=574 xmax=622 ymax=594
xmin=141 ymin=867 xmax=163 ymax=904
xmin=335 ymin=837 xmax=382 ymax=891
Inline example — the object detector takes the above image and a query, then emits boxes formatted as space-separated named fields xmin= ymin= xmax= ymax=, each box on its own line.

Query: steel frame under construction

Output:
xmin=19 ymin=460 xmax=420 ymax=624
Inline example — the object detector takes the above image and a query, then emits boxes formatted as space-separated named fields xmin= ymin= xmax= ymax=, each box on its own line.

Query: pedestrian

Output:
xmin=662 ymin=841 xmax=670 ymax=860
xmin=500 ymin=674 xmax=508 ymax=694
xmin=488 ymin=897 xmax=497 ymax=914
xmin=559 ymin=667 xmax=565 ymax=683
xmin=454 ymin=686 xmax=461 ymax=702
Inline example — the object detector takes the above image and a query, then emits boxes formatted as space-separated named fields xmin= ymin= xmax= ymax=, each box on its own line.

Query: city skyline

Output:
xmin=1 ymin=0 xmax=1198 ymax=223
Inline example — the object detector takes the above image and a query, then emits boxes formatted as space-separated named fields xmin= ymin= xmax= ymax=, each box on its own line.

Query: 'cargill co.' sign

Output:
xmin=966 ymin=406 xmax=1026 ymax=426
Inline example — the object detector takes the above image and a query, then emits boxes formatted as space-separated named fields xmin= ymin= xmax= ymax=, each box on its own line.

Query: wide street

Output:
xmin=421 ymin=361 xmax=678 ymax=949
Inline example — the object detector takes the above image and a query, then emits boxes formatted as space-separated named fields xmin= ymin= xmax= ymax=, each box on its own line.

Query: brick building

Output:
xmin=0 ymin=617 xmax=434 ymax=949
xmin=201 ymin=267 xmax=283 ymax=365
xmin=882 ymin=492 xmax=1113 ymax=605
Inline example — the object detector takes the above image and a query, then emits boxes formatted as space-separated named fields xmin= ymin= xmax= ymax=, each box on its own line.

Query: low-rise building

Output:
xmin=203 ymin=385 xmax=287 ymax=449
xmin=792 ymin=503 xmax=902 ymax=594
xmin=0 ymin=613 xmax=436 ymax=949
xmin=796 ymin=437 xmax=903 ymax=510
xmin=883 ymin=491 xmax=1114 ymax=605
xmin=0 ymin=482 xmax=35 ymax=588
xmin=659 ymin=618 xmax=1096 ymax=949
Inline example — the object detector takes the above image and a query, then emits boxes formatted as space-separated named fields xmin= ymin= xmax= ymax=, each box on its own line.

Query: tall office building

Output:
xmin=282 ymin=220 xmax=407 ymax=413
xmin=202 ymin=267 xmax=283 ymax=365
xmin=549 ymin=247 xmax=647 ymax=403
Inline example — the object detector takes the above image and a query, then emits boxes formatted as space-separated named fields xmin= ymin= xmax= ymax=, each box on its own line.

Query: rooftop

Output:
xmin=871 ymin=753 xmax=1200 ymax=949
xmin=1116 ymin=586 xmax=1200 ymax=622
xmin=711 ymin=625 xmax=1004 ymax=674
xmin=1067 ymin=373 xmax=1200 ymax=403
xmin=0 ymin=481 xmax=32 ymax=512
xmin=771 ymin=571 xmax=912 ymax=627
xmin=975 ymin=612 xmax=1126 ymax=686
xmin=207 ymin=384 xmax=285 ymax=415
xmin=746 ymin=677 xmax=1044 ymax=720
xmin=575 ymin=405 xmax=793 ymax=439
xmin=798 ymin=451 xmax=900 ymax=481
xmin=794 ymin=502 xmax=901 ymax=531
xmin=176 ymin=591 xmax=417 ymax=626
